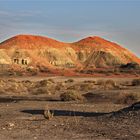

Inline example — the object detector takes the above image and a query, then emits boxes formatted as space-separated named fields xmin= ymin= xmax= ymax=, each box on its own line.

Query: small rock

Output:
xmin=9 ymin=123 xmax=15 ymax=127
xmin=61 ymin=124 xmax=64 ymax=126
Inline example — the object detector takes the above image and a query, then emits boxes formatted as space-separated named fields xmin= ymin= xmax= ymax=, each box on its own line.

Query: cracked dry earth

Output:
xmin=0 ymin=98 xmax=140 ymax=140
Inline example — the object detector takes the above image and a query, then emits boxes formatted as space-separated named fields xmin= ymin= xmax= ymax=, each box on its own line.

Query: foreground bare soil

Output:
xmin=0 ymin=76 xmax=140 ymax=140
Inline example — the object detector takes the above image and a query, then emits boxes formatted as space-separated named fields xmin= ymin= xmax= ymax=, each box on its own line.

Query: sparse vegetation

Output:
xmin=97 ymin=79 xmax=119 ymax=90
xmin=116 ymin=92 xmax=139 ymax=104
xmin=47 ymin=78 xmax=55 ymax=83
xmin=96 ymin=79 xmax=105 ymax=85
xmin=83 ymin=80 xmax=95 ymax=83
xmin=132 ymin=79 xmax=140 ymax=86
xmin=26 ymin=66 xmax=39 ymax=75
xmin=60 ymin=90 xmax=84 ymax=101
xmin=44 ymin=110 xmax=54 ymax=120
xmin=65 ymin=79 xmax=74 ymax=83
xmin=0 ymin=76 xmax=140 ymax=140
xmin=31 ymin=87 xmax=51 ymax=95
xmin=80 ymin=83 xmax=94 ymax=91
xmin=55 ymin=82 xmax=66 ymax=91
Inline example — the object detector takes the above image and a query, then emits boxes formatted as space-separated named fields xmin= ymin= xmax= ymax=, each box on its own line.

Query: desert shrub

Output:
xmin=83 ymin=80 xmax=95 ymax=84
xmin=37 ymin=79 xmax=53 ymax=87
xmin=85 ymin=69 xmax=94 ymax=74
xmin=83 ymin=92 xmax=104 ymax=102
xmin=35 ymin=80 xmax=56 ymax=93
xmin=65 ymin=79 xmax=74 ymax=83
xmin=116 ymin=93 xmax=139 ymax=104
xmin=105 ymin=80 xmax=116 ymax=87
xmin=26 ymin=66 xmax=39 ymax=75
xmin=22 ymin=80 xmax=32 ymax=85
xmin=67 ymin=85 xmax=81 ymax=90
xmin=6 ymin=82 xmax=28 ymax=94
xmin=7 ymin=79 xmax=18 ymax=83
xmin=55 ymin=85 xmax=61 ymax=91
xmin=31 ymin=87 xmax=51 ymax=95
xmin=80 ymin=83 xmax=94 ymax=91
xmin=37 ymin=65 xmax=50 ymax=73
xmin=96 ymin=79 xmax=105 ymax=85
xmin=14 ymin=71 xmax=23 ymax=76
xmin=22 ymin=80 xmax=35 ymax=90
xmin=60 ymin=90 xmax=84 ymax=101
xmin=37 ymin=80 xmax=47 ymax=87
xmin=47 ymin=78 xmax=55 ymax=83
xmin=55 ymin=82 xmax=66 ymax=91
xmin=132 ymin=79 xmax=140 ymax=86
xmin=97 ymin=79 xmax=118 ymax=90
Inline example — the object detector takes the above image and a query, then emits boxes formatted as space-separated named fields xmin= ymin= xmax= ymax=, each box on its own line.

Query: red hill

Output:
xmin=0 ymin=34 xmax=139 ymax=69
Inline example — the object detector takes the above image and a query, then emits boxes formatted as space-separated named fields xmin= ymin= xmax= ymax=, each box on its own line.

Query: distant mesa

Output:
xmin=0 ymin=34 xmax=139 ymax=70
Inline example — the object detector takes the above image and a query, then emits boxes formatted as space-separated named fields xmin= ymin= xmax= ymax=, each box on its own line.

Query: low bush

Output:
xmin=38 ymin=79 xmax=53 ymax=87
xmin=60 ymin=90 xmax=84 ymax=101
xmin=80 ymin=83 xmax=93 ymax=91
xmin=47 ymin=78 xmax=55 ymax=83
xmin=55 ymin=82 xmax=66 ymax=91
xmin=97 ymin=79 xmax=118 ymax=90
xmin=132 ymin=79 xmax=140 ymax=86
xmin=116 ymin=92 xmax=138 ymax=104
xmin=31 ymin=87 xmax=51 ymax=95
xmin=83 ymin=80 xmax=95 ymax=84
xmin=96 ymin=79 xmax=105 ymax=85
xmin=26 ymin=66 xmax=39 ymax=76
xmin=65 ymin=79 xmax=74 ymax=83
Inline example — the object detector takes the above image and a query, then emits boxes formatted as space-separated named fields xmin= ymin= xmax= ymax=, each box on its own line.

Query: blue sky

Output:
xmin=0 ymin=0 xmax=140 ymax=56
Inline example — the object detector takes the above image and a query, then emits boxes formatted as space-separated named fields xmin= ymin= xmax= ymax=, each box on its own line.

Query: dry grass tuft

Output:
xmin=44 ymin=110 xmax=54 ymax=120
xmin=44 ymin=105 xmax=54 ymax=120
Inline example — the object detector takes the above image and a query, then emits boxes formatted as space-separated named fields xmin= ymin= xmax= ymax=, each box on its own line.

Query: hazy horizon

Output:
xmin=0 ymin=0 xmax=140 ymax=57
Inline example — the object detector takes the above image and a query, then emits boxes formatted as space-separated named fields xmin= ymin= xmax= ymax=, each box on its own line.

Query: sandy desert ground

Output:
xmin=0 ymin=76 xmax=140 ymax=140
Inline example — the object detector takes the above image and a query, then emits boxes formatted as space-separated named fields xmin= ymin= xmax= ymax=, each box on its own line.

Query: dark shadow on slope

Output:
xmin=21 ymin=109 xmax=108 ymax=117
xmin=21 ymin=102 xmax=140 ymax=118
xmin=110 ymin=101 xmax=140 ymax=118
